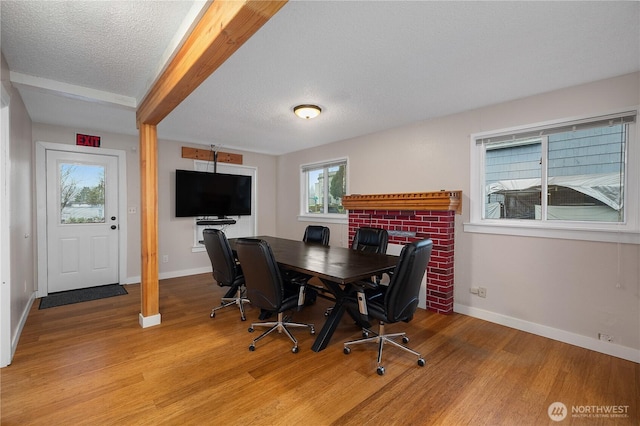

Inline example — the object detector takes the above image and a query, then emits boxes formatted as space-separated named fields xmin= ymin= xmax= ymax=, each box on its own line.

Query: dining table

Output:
xmin=228 ymin=235 xmax=399 ymax=352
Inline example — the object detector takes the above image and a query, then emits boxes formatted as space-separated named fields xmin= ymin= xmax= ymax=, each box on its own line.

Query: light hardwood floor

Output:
xmin=1 ymin=274 xmax=638 ymax=425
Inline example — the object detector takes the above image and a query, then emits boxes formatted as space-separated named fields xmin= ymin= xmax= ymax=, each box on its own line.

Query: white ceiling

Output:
xmin=2 ymin=1 xmax=639 ymax=155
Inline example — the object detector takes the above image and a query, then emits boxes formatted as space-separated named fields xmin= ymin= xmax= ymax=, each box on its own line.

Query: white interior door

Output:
xmin=46 ymin=150 xmax=119 ymax=293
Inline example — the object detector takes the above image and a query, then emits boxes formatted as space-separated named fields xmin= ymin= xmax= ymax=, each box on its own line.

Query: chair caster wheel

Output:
xmin=292 ymin=346 xmax=299 ymax=353
xmin=343 ymin=347 xmax=351 ymax=355
xmin=310 ymin=327 xmax=315 ymax=335
xmin=210 ymin=312 xmax=215 ymax=318
xmin=377 ymin=366 xmax=385 ymax=376
xmin=241 ymin=316 xmax=246 ymax=321
xmin=402 ymin=336 xmax=409 ymax=344
xmin=249 ymin=345 xmax=256 ymax=351
xmin=248 ymin=327 xmax=254 ymax=332
xmin=418 ymin=358 xmax=425 ymax=367
xmin=362 ymin=331 xmax=369 ymax=338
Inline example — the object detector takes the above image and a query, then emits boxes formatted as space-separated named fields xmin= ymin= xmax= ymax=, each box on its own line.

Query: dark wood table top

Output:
xmin=229 ymin=235 xmax=398 ymax=285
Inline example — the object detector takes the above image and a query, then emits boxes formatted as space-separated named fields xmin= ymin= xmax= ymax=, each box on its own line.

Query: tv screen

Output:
xmin=175 ymin=169 xmax=252 ymax=217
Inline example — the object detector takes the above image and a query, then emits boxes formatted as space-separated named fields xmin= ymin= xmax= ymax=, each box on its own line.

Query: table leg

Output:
xmin=311 ymin=280 xmax=371 ymax=352
xmin=311 ymin=296 xmax=346 ymax=352
xmin=311 ymin=280 xmax=346 ymax=352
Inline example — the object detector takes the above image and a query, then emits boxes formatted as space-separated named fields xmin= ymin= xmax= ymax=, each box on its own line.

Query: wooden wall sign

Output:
xmin=181 ymin=147 xmax=243 ymax=165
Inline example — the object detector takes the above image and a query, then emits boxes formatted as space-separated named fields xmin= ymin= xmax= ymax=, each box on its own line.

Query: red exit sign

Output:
xmin=76 ymin=133 xmax=101 ymax=147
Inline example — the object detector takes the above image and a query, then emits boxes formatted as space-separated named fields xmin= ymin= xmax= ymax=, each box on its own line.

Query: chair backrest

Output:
xmin=351 ymin=227 xmax=389 ymax=254
xmin=385 ymin=239 xmax=433 ymax=323
xmin=235 ymin=238 xmax=283 ymax=312
xmin=303 ymin=225 xmax=330 ymax=246
xmin=203 ymin=229 xmax=240 ymax=287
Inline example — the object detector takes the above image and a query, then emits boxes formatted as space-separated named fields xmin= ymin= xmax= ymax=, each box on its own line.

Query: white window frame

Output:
xmin=298 ymin=158 xmax=348 ymax=224
xmin=465 ymin=109 xmax=640 ymax=244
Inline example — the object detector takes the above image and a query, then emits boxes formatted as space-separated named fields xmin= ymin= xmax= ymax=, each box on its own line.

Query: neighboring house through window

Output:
xmin=466 ymin=110 xmax=638 ymax=243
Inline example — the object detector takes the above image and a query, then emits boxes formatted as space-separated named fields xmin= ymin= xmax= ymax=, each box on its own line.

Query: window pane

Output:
xmin=485 ymin=140 xmax=541 ymax=219
xmin=307 ymin=168 xmax=324 ymax=214
xmin=327 ymin=164 xmax=346 ymax=214
xmin=59 ymin=163 xmax=105 ymax=224
xmin=302 ymin=160 xmax=347 ymax=217
xmin=546 ymin=125 xmax=624 ymax=222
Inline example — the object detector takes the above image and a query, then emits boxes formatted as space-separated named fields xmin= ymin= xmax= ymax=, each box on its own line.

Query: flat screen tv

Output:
xmin=175 ymin=169 xmax=252 ymax=218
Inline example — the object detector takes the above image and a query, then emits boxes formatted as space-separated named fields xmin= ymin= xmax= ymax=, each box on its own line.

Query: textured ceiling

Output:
xmin=2 ymin=1 xmax=639 ymax=155
xmin=1 ymin=0 xmax=197 ymax=98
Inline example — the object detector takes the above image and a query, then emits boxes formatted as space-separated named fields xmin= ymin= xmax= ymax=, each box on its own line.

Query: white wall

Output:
xmin=31 ymin=124 xmax=278 ymax=283
xmin=276 ymin=72 xmax=640 ymax=361
xmin=1 ymin=53 xmax=35 ymax=365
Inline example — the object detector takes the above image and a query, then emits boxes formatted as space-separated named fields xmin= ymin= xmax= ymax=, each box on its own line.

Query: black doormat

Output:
xmin=39 ymin=284 xmax=128 ymax=309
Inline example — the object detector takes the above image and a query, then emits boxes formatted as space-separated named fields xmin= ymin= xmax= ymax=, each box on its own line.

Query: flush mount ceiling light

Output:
xmin=294 ymin=104 xmax=321 ymax=119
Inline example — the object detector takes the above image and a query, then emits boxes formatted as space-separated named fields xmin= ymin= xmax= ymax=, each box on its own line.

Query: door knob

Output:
xmin=111 ymin=216 xmax=116 ymax=220
xmin=111 ymin=225 xmax=117 ymax=230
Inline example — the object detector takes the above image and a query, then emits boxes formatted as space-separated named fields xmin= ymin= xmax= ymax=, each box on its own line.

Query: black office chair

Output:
xmin=351 ymin=227 xmax=388 ymax=254
xmin=322 ymin=227 xmax=391 ymax=318
xmin=343 ymin=238 xmax=433 ymax=375
xmin=235 ymin=238 xmax=315 ymax=353
xmin=303 ymin=225 xmax=330 ymax=245
xmin=323 ymin=226 xmax=391 ymax=319
xmin=203 ymin=229 xmax=250 ymax=321
xmin=299 ymin=225 xmax=330 ymax=304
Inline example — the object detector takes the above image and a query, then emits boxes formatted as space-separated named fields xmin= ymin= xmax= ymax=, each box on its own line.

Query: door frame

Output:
xmin=1 ymin=83 xmax=11 ymax=367
xmin=35 ymin=141 xmax=128 ymax=297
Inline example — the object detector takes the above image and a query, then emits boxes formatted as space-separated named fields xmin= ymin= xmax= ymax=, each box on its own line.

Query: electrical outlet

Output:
xmin=469 ymin=287 xmax=479 ymax=295
xmin=598 ymin=333 xmax=613 ymax=342
xmin=162 ymin=255 xmax=169 ymax=264
xmin=128 ymin=207 xmax=137 ymax=214
xmin=478 ymin=287 xmax=487 ymax=298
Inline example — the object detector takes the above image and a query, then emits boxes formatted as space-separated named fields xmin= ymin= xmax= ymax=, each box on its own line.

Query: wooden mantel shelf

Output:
xmin=342 ymin=191 xmax=462 ymax=214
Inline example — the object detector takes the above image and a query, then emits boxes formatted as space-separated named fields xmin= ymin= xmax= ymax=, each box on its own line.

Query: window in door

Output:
xmin=59 ymin=163 xmax=105 ymax=224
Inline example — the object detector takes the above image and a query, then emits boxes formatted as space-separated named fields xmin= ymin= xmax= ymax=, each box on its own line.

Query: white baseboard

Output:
xmin=139 ymin=313 xmax=161 ymax=328
xmin=159 ymin=267 xmax=211 ymax=281
xmin=8 ymin=292 xmax=36 ymax=366
xmin=124 ymin=266 xmax=212 ymax=285
xmin=454 ymin=303 xmax=640 ymax=363
xmin=127 ymin=268 xmax=211 ymax=329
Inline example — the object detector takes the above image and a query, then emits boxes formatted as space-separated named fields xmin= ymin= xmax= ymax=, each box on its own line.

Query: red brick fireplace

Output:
xmin=343 ymin=192 xmax=461 ymax=314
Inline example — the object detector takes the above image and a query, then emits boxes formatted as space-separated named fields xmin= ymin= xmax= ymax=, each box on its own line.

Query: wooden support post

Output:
xmin=139 ymin=123 xmax=160 ymax=327
xmin=136 ymin=1 xmax=287 ymax=328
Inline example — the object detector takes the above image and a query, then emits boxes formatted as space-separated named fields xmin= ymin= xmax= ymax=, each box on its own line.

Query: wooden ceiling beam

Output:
xmin=135 ymin=1 xmax=287 ymax=327
xmin=137 ymin=0 xmax=288 ymax=126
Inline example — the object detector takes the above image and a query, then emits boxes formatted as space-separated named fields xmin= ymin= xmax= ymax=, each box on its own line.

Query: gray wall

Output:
xmin=276 ymin=72 xmax=640 ymax=360
xmin=31 ymin=124 xmax=278 ymax=282
xmin=5 ymin=67 xmax=639 ymax=364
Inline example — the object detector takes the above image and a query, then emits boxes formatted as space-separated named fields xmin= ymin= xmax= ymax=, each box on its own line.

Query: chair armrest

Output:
xmin=281 ymin=269 xmax=308 ymax=310
xmin=351 ymin=279 xmax=379 ymax=291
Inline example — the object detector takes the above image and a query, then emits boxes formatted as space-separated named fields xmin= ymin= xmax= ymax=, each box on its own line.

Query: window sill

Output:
xmin=463 ymin=221 xmax=640 ymax=244
xmin=298 ymin=214 xmax=348 ymax=225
